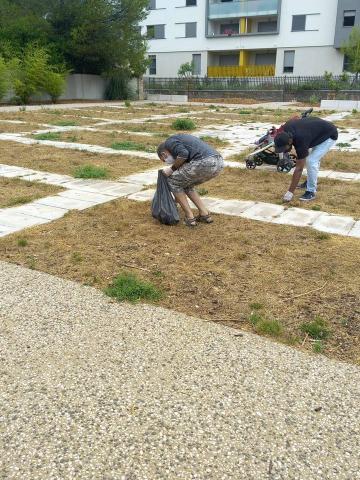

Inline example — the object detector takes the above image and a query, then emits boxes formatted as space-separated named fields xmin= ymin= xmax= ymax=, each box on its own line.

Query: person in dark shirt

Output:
xmin=274 ymin=117 xmax=338 ymax=201
xmin=157 ymin=134 xmax=224 ymax=227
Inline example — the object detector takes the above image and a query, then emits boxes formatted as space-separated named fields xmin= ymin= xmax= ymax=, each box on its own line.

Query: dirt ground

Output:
xmin=0 ymin=199 xmax=358 ymax=364
xmin=207 ymin=168 xmax=360 ymax=219
xmin=0 ymin=177 xmax=62 ymax=208
xmin=43 ymin=130 xmax=163 ymax=151
xmin=0 ymin=141 xmax=156 ymax=179
xmin=322 ymin=151 xmax=360 ymax=173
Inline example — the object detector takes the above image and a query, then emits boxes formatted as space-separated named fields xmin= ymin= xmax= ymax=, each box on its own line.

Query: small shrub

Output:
xmin=255 ymin=319 xmax=282 ymax=337
xmin=104 ymin=272 xmax=162 ymax=303
xmin=311 ymin=205 xmax=321 ymax=211
xmin=74 ymin=165 xmax=108 ymax=179
xmin=125 ymin=100 xmax=131 ymax=108
xmin=17 ymin=238 xmax=28 ymax=247
xmin=300 ymin=317 xmax=330 ymax=340
xmin=336 ymin=142 xmax=351 ymax=148
xmin=33 ymin=132 xmax=61 ymax=141
xmin=352 ymin=109 xmax=358 ymax=114
xmin=71 ymin=252 xmax=83 ymax=263
xmin=171 ymin=118 xmax=196 ymax=130
xmin=238 ymin=109 xmax=251 ymax=115
xmin=309 ymin=94 xmax=320 ymax=105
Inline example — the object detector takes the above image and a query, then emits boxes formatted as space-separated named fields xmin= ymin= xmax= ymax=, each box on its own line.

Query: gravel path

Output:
xmin=1 ymin=260 xmax=359 ymax=480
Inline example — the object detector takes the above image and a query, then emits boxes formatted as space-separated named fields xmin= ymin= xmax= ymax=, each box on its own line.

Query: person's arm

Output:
xmin=162 ymin=156 xmax=186 ymax=176
xmin=288 ymin=158 xmax=306 ymax=193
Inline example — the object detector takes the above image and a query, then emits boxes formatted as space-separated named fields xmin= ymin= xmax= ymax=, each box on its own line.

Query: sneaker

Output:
xmin=296 ymin=180 xmax=307 ymax=190
xmin=299 ymin=191 xmax=316 ymax=201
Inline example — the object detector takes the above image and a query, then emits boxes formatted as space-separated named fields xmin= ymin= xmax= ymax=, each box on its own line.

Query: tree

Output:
xmin=341 ymin=26 xmax=360 ymax=80
xmin=178 ymin=62 xmax=194 ymax=78
xmin=0 ymin=56 xmax=10 ymax=100
xmin=9 ymin=45 xmax=67 ymax=104
xmin=0 ymin=0 xmax=149 ymax=76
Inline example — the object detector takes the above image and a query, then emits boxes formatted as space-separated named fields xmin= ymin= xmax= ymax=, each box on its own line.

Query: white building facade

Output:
xmin=140 ymin=0 xmax=359 ymax=77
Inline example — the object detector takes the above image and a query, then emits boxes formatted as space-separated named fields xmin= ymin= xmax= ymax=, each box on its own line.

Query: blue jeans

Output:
xmin=306 ymin=138 xmax=336 ymax=193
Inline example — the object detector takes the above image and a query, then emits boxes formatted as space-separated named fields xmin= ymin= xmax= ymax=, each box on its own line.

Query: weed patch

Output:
xmin=104 ymin=272 xmax=162 ymax=303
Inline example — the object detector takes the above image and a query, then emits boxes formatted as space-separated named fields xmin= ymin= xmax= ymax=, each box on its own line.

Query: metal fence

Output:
xmin=144 ymin=76 xmax=360 ymax=94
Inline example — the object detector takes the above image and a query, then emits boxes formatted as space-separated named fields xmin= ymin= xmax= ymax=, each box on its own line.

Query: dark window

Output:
xmin=343 ymin=10 xmax=356 ymax=27
xmin=219 ymin=54 xmax=238 ymax=66
xmin=149 ymin=55 xmax=156 ymax=75
xmin=258 ymin=21 xmax=277 ymax=32
xmin=148 ymin=0 xmax=156 ymax=9
xmin=283 ymin=50 xmax=295 ymax=73
xmin=185 ymin=22 xmax=197 ymax=37
xmin=292 ymin=15 xmax=306 ymax=31
xmin=220 ymin=23 xmax=239 ymax=35
xmin=147 ymin=24 xmax=165 ymax=39
xmin=192 ymin=54 xmax=201 ymax=75
xmin=186 ymin=0 xmax=197 ymax=5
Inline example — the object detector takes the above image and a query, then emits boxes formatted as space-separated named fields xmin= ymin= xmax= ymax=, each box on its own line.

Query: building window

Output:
xmin=192 ymin=54 xmax=201 ymax=75
xmin=147 ymin=24 xmax=165 ymax=39
xmin=149 ymin=55 xmax=156 ymax=75
xmin=219 ymin=54 xmax=239 ymax=66
xmin=292 ymin=15 xmax=306 ymax=31
xmin=343 ymin=10 xmax=356 ymax=27
xmin=185 ymin=22 xmax=197 ymax=37
xmin=220 ymin=23 xmax=239 ymax=35
xmin=186 ymin=0 xmax=197 ymax=5
xmin=258 ymin=21 xmax=277 ymax=33
xmin=148 ymin=0 xmax=156 ymax=9
xmin=283 ymin=50 xmax=295 ymax=73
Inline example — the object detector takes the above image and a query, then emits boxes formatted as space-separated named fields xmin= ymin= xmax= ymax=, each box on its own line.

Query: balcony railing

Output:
xmin=208 ymin=65 xmax=275 ymax=77
xmin=208 ymin=0 xmax=279 ymax=19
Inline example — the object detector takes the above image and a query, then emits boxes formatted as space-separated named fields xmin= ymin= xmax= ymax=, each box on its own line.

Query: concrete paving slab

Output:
xmin=0 ymin=224 xmax=22 ymax=237
xmin=312 ymin=213 xmax=355 ymax=236
xmin=58 ymin=190 xmax=118 ymax=204
xmin=0 ymin=167 xmax=37 ymax=178
xmin=34 ymin=195 xmax=97 ymax=211
xmin=127 ymin=189 xmax=155 ymax=202
xmin=327 ymin=171 xmax=359 ymax=181
xmin=241 ymin=202 xmax=285 ymax=221
xmin=9 ymin=204 xmax=68 ymax=221
xmin=348 ymin=220 xmax=360 ymax=238
xmin=0 ymin=211 xmax=50 ymax=228
xmin=98 ymin=183 xmax=144 ymax=197
xmin=273 ymin=207 xmax=323 ymax=227
xmin=121 ymin=169 xmax=159 ymax=185
xmin=210 ymin=199 xmax=255 ymax=216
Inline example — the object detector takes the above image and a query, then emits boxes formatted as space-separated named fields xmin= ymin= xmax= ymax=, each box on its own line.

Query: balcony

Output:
xmin=208 ymin=64 xmax=275 ymax=77
xmin=208 ymin=0 xmax=279 ymax=20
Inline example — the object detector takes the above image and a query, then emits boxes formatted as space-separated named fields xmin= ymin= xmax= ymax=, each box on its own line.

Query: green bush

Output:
xmin=105 ymin=72 xmax=133 ymax=100
xmin=171 ymin=118 xmax=196 ymax=130
xmin=104 ymin=273 xmax=162 ymax=303
xmin=43 ymin=71 xmax=66 ymax=103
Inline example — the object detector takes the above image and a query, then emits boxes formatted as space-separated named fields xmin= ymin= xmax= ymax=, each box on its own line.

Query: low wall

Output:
xmin=321 ymin=100 xmax=360 ymax=111
xmin=147 ymin=93 xmax=188 ymax=102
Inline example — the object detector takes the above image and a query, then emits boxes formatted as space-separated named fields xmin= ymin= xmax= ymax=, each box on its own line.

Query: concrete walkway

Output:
xmin=0 ymin=261 xmax=359 ymax=479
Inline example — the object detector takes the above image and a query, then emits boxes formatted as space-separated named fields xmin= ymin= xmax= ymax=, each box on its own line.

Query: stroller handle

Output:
xmin=301 ymin=108 xmax=313 ymax=118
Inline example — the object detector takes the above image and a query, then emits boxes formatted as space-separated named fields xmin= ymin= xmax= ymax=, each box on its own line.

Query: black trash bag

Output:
xmin=151 ymin=170 xmax=180 ymax=225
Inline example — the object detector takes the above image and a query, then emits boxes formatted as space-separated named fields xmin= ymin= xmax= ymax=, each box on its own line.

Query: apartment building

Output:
xmin=140 ymin=0 xmax=360 ymax=77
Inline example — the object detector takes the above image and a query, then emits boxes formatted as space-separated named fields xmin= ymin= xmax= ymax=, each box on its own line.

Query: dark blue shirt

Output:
xmin=164 ymin=134 xmax=219 ymax=162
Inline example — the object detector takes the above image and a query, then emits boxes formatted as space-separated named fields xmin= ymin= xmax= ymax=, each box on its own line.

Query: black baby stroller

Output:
xmin=245 ymin=108 xmax=313 ymax=173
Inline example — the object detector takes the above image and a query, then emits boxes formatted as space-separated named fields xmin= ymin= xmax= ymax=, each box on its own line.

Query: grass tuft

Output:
xmin=171 ymin=118 xmax=196 ymax=130
xmin=301 ymin=317 xmax=330 ymax=340
xmin=111 ymin=141 xmax=155 ymax=153
xmin=255 ymin=319 xmax=282 ymax=337
xmin=74 ymin=165 xmax=108 ymax=179
xmin=17 ymin=238 xmax=28 ymax=247
xmin=51 ymin=120 xmax=78 ymax=127
xmin=104 ymin=272 xmax=162 ymax=303
xmin=34 ymin=132 xmax=61 ymax=141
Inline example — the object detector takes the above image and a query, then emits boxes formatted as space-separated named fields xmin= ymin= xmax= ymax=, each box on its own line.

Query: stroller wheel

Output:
xmin=255 ymin=157 xmax=263 ymax=166
xmin=246 ymin=158 xmax=256 ymax=169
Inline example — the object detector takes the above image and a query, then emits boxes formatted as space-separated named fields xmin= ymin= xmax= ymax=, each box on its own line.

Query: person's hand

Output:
xmin=283 ymin=191 xmax=294 ymax=202
xmin=162 ymin=166 xmax=173 ymax=177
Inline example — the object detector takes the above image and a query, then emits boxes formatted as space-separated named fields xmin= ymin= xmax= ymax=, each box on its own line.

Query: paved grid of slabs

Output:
xmin=0 ymin=107 xmax=359 ymax=239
